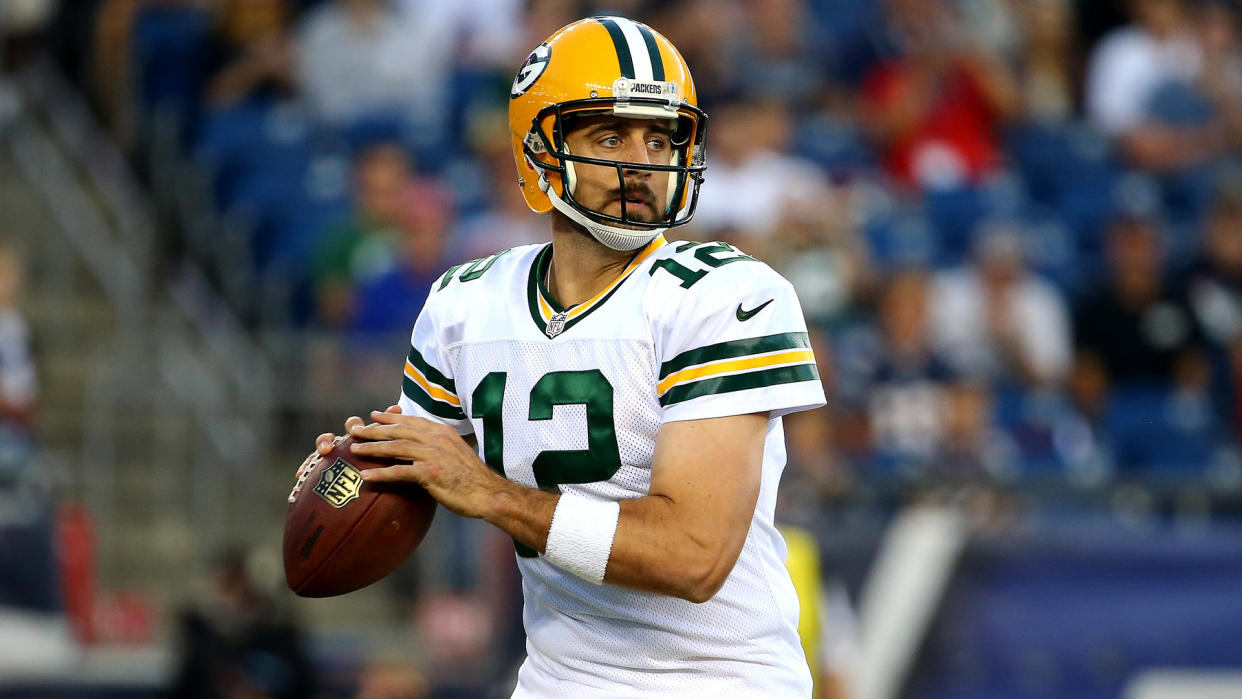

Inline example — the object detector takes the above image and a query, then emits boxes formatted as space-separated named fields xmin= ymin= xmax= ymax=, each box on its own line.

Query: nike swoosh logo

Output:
xmin=736 ymin=299 xmax=773 ymax=322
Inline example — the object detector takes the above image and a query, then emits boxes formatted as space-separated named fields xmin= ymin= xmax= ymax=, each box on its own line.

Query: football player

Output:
xmin=315 ymin=16 xmax=826 ymax=697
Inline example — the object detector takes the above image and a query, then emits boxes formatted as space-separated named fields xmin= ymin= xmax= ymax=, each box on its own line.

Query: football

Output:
xmin=283 ymin=436 xmax=436 ymax=597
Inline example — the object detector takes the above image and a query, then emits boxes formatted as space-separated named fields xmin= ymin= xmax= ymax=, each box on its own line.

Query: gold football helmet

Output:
xmin=509 ymin=16 xmax=708 ymax=251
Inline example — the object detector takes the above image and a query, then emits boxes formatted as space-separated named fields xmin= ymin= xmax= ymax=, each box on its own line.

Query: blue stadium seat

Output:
xmin=195 ymin=100 xmax=274 ymax=170
xmin=195 ymin=99 xmax=280 ymax=205
xmin=340 ymin=112 xmax=409 ymax=156
xmin=859 ymin=193 xmax=938 ymax=269
xmin=792 ymin=115 xmax=875 ymax=177
xmin=1005 ymin=123 xmax=1121 ymax=260
xmin=243 ymin=150 xmax=351 ymax=273
xmin=808 ymin=0 xmax=889 ymax=84
xmin=999 ymin=389 xmax=1101 ymax=476
xmin=922 ymin=178 xmax=1026 ymax=266
xmin=224 ymin=145 xmax=314 ymax=219
xmin=863 ymin=211 xmax=938 ymax=269
xmin=131 ymin=5 xmax=211 ymax=118
xmin=200 ymin=102 xmax=328 ymax=216
xmin=1106 ymin=383 xmax=1223 ymax=476
xmin=1014 ymin=206 xmax=1084 ymax=294
xmin=260 ymin=187 xmax=351 ymax=274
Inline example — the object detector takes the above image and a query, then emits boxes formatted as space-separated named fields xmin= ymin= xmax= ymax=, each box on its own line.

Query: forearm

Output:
xmin=482 ymin=479 xmax=558 ymax=554
xmin=484 ymin=486 xmax=728 ymax=602
xmin=608 ymin=495 xmax=730 ymax=602
xmin=1121 ymin=123 xmax=1225 ymax=171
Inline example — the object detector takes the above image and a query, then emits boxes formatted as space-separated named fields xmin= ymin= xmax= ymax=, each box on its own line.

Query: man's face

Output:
xmin=1132 ymin=0 xmax=1184 ymax=36
xmin=1207 ymin=208 xmax=1242 ymax=272
xmin=560 ymin=115 xmax=676 ymax=226
xmin=1109 ymin=220 xmax=1161 ymax=275
xmin=355 ymin=146 xmax=411 ymax=225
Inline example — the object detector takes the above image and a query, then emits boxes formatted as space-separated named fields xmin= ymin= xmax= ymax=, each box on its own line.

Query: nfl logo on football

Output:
xmin=313 ymin=459 xmax=363 ymax=509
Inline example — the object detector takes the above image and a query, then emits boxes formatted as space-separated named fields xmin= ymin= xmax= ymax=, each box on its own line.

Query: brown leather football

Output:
xmin=283 ymin=436 xmax=436 ymax=597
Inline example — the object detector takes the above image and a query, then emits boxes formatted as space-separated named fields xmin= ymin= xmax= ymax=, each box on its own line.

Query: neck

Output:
xmin=546 ymin=213 xmax=644 ymax=307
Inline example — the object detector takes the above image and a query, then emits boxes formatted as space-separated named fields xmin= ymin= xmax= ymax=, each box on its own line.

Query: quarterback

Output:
xmin=315 ymin=16 xmax=826 ymax=697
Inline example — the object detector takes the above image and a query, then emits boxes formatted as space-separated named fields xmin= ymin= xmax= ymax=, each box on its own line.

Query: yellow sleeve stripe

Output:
xmin=657 ymin=349 xmax=817 ymax=395
xmin=404 ymin=360 xmax=462 ymax=406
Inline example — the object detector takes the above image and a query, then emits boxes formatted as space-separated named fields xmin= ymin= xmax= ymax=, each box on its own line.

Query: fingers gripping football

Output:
xmin=349 ymin=410 xmax=505 ymax=520
xmin=313 ymin=405 xmax=401 ymax=458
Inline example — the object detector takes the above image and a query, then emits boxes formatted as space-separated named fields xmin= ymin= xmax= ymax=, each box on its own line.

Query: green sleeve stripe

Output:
xmin=659 ymin=332 xmax=811 ymax=380
xmin=407 ymin=346 xmax=456 ymax=393
xmin=403 ymin=376 xmax=467 ymax=420
xmin=659 ymin=363 xmax=820 ymax=407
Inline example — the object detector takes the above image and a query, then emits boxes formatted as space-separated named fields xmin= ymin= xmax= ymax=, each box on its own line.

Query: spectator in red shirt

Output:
xmin=859 ymin=0 xmax=1020 ymax=190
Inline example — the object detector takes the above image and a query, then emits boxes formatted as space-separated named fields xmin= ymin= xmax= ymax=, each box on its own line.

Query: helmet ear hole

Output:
xmin=671 ymin=115 xmax=694 ymax=148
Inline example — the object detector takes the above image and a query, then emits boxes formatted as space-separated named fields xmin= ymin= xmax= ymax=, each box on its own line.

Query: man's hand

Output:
xmin=312 ymin=404 xmax=403 ymax=457
xmin=347 ymin=409 xmax=510 ymax=521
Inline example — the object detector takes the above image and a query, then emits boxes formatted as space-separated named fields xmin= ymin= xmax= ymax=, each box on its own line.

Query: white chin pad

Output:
xmin=546 ymin=187 xmax=661 ymax=251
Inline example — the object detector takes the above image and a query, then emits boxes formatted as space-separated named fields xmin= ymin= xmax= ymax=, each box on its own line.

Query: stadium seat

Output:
xmin=243 ymin=150 xmax=350 ymax=273
xmin=131 ymin=5 xmax=211 ymax=125
xmin=922 ymin=177 xmax=1025 ymax=266
xmin=860 ymin=199 xmax=938 ymax=269
xmin=195 ymin=99 xmax=281 ymax=204
xmin=339 ymin=112 xmax=409 ymax=156
xmin=808 ymin=0 xmax=888 ymax=84
xmin=793 ymin=114 xmax=875 ymax=177
xmin=1005 ymin=124 xmax=1121 ymax=262
xmin=1106 ymin=383 xmax=1223 ymax=476
xmin=1014 ymin=206 xmax=1083 ymax=295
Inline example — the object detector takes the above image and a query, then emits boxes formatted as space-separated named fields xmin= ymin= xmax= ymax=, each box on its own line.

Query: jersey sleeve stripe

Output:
xmin=402 ymin=374 xmax=467 ymax=420
xmin=657 ymin=349 xmax=816 ymax=395
xmin=407 ymin=347 xmax=456 ymax=393
xmin=659 ymin=331 xmax=811 ymax=380
xmin=659 ymin=363 xmax=821 ymax=407
xmin=404 ymin=361 xmax=462 ymax=406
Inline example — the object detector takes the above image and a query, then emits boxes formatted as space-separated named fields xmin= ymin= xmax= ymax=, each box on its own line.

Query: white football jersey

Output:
xmin=397 ymin=235 xmax=826 ymax=697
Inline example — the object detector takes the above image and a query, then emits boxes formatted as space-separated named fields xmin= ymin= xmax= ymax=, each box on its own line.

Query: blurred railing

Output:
xmin=7 ymin=57 xmax=274 ymax=591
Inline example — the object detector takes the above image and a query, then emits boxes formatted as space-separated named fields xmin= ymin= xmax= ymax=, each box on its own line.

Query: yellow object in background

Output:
xmin=780 ymin=525 xmax=823 ymax=685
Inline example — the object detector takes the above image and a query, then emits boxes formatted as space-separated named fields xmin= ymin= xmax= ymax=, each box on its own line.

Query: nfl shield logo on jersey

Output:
xmin=546 ymin=312 xmax=568 ymax=338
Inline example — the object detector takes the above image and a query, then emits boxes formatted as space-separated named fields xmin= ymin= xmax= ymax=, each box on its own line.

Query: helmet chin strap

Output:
xmin=539 ymin=170 xmax=663 ymax=252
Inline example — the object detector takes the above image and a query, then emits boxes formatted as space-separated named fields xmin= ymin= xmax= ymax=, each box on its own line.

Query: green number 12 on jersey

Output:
xmin=471 ymin=369 xmax=622 ymax=557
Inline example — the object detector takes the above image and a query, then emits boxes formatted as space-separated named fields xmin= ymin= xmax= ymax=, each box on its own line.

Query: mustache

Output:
xmin=609 ymin=183 xmax=657 ymax=206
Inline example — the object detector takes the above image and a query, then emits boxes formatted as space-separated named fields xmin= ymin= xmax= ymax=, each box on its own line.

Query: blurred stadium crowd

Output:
xmin=3 ymin=0 xmax=1242 ymax=696
xmin=32 ymin=0 xmax=1242 ymax=511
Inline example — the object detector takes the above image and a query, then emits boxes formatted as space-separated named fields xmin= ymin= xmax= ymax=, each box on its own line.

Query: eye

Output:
xmin=599 ymin=135 xmax=621 ymax=148
xmin=648 ymin=135 xmax=669 ymax=151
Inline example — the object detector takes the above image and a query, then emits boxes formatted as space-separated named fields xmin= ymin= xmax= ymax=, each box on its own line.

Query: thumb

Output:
xmin=386 ymin=404 xmax=402 ymax=414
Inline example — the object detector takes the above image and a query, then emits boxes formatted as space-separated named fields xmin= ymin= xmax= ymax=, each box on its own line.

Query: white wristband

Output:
xmin=543 ymin=494 xmax=620 ymax=585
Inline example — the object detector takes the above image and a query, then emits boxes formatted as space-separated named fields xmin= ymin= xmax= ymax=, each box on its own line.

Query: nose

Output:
xmin=621 ymin=132 xmax=653 ymax=175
